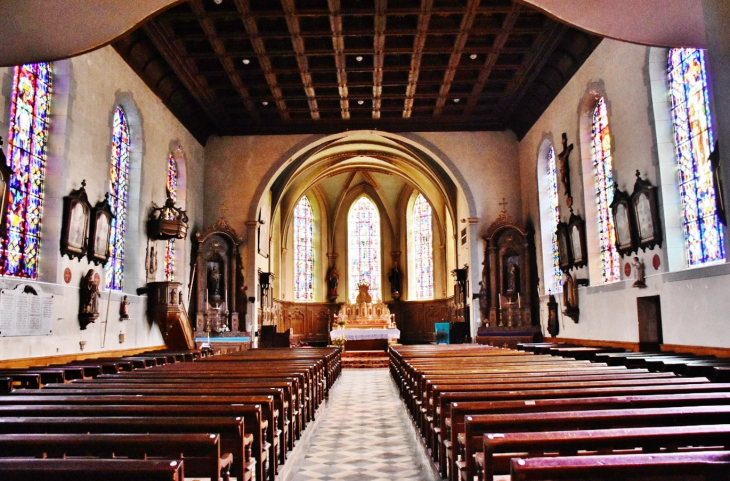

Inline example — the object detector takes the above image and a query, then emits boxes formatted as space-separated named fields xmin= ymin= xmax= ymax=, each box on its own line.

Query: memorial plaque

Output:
xmin=0 ymin=285 xmax=54 ymax=337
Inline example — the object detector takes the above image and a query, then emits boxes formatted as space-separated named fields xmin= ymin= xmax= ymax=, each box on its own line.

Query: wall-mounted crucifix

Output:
xmin=558 ymin=132 xmax=574 ymax=207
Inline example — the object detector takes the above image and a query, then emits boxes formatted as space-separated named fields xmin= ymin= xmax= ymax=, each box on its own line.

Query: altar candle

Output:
xmin=518 ymin=293 xmax=521 ymax=308
xmin=498 ymin=293 xmax=502 ymax=309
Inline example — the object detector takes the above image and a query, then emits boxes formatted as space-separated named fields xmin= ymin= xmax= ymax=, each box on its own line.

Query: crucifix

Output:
xmin=498 ymin=197 xmax=508 ymax=214
xmin=558 ymin=132 xmax=574 ymax=207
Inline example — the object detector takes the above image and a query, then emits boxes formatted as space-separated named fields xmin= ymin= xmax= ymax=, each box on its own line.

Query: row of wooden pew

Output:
xmin=390 ymin=343 xmax=730 ymax=480
xmin=0 ymin=346 xmax=341 ymax=480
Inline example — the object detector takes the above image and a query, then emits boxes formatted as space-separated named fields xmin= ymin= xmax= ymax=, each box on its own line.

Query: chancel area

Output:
xmin=1 ymin=0 xmax=730 ymax=479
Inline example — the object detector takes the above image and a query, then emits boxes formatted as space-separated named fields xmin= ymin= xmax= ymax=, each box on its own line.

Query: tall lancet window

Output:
xmin=546 ymin=146 xmax=562 ymax=292
xmin=668 ymin=48 xmax=725 ymax=265
xmin=410 ymin=193 xmax=433 ymax=299
xmin=164 ymin=153 xmax=178 ymax=282
xmin=348 ymin=196 xmax=381 ymax=302
xmin=105 ymin=106 xmax=130 ymax=290
xmin=591 ymin=97 xmax=620 ymax=283
xmin=3 ymin=63 xmax=51 ymax=278
xmin=293 ymin=195 xmax=314 ymax=301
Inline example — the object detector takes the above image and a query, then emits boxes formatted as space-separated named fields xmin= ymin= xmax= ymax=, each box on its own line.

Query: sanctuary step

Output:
xmin=342 ymin=350 xmax=389 ymax=369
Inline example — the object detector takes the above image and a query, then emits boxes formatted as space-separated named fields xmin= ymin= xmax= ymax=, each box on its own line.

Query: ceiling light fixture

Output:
xmin=262 ymin=101 xmax=269 ymax=106
xmin=356 ymin=56 xmax=363 ymax=62
xmin=470 ymin=54 xmax=477 ymax=60
xmin=242 ymin=59 xmax=250 ymax=65
xmin=214 ymin=0 xmax=223 ymax=4
xmin=454 ymin=98 xmax=460 ymax=103
xmin=358 ymin=100 xmax=364 ymax=105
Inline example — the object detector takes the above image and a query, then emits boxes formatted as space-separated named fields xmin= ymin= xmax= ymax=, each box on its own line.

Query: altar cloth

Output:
xmin=330 ymin=328 xmax=400 ymax=341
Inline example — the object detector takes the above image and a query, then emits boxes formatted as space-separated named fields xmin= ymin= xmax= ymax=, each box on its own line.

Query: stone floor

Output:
xmin=289 ymin=369 xmax=439 ymax=481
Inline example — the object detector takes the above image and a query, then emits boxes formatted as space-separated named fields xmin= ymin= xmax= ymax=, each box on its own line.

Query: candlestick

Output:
xmin=498 ymin=293 xmax=502 ymax=309
xmin=518 ymin=292 xmax=521 ymax=308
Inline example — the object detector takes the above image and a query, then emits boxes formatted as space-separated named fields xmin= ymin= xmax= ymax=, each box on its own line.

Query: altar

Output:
xmin=330 ymin=328 xmax=401 ymax=351
xmin=331 ymin=283 xmax=400 ymax=351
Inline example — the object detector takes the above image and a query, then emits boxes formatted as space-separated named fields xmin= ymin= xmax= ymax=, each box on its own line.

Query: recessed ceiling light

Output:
xmin=355 ymin=56 xmax=363 ymax=62
xmin=214 ymin=0 xmax=223 ymax=4
xmin=358 ymin=100 xmax=364 ymax=105
xmin=470 ymin=54 xmax=477 ymax=60
xmin=242 ymin=59 xmax=250 ymax=65
xmin=454 ymin=98 xmax=460 ymax=103
xmin=262 ymin=101 xmax=269 ymax=106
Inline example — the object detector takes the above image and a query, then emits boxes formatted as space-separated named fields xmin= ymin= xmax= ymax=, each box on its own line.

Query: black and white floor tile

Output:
xmin=290 ymin=369 xmax=438 ymax=481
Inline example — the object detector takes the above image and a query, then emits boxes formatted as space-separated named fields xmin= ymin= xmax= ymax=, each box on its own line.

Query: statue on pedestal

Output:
xmin=79 ymin=269 xmax=100 ymax=329
xmin=327 ymin=266 xmax=339 ymax=302
xmin=388 ymin=262 xmax=401 ymax=300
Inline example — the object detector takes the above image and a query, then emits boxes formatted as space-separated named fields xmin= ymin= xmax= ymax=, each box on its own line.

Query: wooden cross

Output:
xmin=499 ymin=197 xmax=508 ymax=214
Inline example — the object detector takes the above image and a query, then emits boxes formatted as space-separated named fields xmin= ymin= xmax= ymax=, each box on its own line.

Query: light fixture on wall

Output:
xmin=79 ymin=340 xmax=86 ymax=351
xmin=119 ymin=332 xmax=125 ymax=344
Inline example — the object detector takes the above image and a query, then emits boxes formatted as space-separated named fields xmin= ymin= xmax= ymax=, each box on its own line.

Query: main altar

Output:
xmin=330 ymin=284 xmax=400 ymax=351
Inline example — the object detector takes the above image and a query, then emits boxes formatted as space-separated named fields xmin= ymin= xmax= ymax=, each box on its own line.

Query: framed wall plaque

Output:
xmin=568 ymin=210 xmax=587 ymax=269
xmin=630 ymin=170 xmax=663 ymax=251
xmin=61 ymin=181 xmax=91 ymax=261
xmin=556 ymin=221 xmax=572 ymax=272
xmin=88 ymin=193 xmax=113 ymax=266
xmin=609 ymin=183 xmax=637 ymax=256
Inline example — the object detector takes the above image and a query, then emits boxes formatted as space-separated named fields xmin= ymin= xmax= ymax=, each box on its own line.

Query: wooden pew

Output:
xmin=0 ymin=458 xmax=185 ymax=481
xmin=481 ymin=422 xmax=730 ymax=480
xmin=0 ymin=433 xmax=231 ymax=481
xmin=510 ymin=450 xmax=730 ymax=480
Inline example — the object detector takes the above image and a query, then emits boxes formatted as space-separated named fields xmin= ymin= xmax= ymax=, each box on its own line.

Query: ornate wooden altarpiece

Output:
xmin=193 ymin=219 xmax=247 ymax=336
xmin=477 ymin=210 xmax=541 ymax=347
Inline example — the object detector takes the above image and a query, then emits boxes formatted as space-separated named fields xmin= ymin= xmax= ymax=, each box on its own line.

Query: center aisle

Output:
xmin=290 ymin=369 xmax=439 ymax=481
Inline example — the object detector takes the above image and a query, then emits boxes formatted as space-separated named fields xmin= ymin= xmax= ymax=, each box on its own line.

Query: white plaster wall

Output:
xmin=0 ymin=46 xmax=204 ymax=361
xmin=521 ymin=38 xmax=730 ymax=349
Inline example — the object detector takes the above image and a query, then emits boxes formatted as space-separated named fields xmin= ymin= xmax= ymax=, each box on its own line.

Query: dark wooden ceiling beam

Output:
xmin=162 ymin=6 xmax=516 ymax=21
xmin=173 ymin=26 xmax=543 ymax=41
xmin=327 ymin=0 xmax=349 ymax=119
xmin=184 ymin=46 xmax=531 ymax=59
xmin=402 ymin=0 xmax=433 ymax=119
xmin=281 ymin=0 xmax=320 ymax=120
xmin=372 ymin=0 xmax=386 ymax=119
xmin=221 ymin=92 xmax=500 ymax=102
xmin=234 ymin=0 xmax=288 ymax=120
xmin=142 ymin=19 xmax=230 ymax=131
xmin=433 ymin=0 xmax=480 ymax=117
xmin=187 ymin=0 xmax=255 ymax=116
xmin=462 ymin=3 xmax=520 ymax=117
xmin=197 ymin=64 xmax=521 ymax=76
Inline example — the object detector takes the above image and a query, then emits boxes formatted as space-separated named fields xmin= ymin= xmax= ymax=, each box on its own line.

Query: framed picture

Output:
xmin=88 ymin=193 xmax=113 ymax=266
xmin=609 ymin=183 xmax=637 ymax=256
xmin=556 ymin=221 xmax=572 ymax=272
xmin=568 ymin=211 xmax=587 ymax=269
xmin=61 ymin=181 xmax=91 ymax=261
xmin=630 ymin=170 xmax=663 ymax=251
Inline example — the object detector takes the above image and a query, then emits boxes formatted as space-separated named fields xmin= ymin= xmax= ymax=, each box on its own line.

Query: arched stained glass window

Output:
xmin=164 ymin=153 xmax=178 ymax=282
xmin=546 ymin=146 xmax=562 ymax=292
xmin=591 ymin=97 xmax=620 ymax=283
xmin=105 ymin=106 xmax=130 ymax=290
xmin=3 ymin=63 xmax=51 ymax=278
xmin=293 ymin=196 xmax=314 ymax=301
xmin=411 ymin=193 xmax=433 ymax=299
xmin=348 ymin=196 xmax=381 ymax=302
xmin=668 ymin=48 xmax=725 ymax=265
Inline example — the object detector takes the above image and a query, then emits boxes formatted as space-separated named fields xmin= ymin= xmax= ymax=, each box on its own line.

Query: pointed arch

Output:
xmin=3 ymin=62 xmax=52 ymax=278
xmin=348 ymin=195 xmax=382 ymax=303
xmin=293 ymin=195 xmax=314 ymax=301
xmin=537 ymin=137 xmax=562 ymax=293
xmin=667 ymin=47 xmax=725 ymax=266
xmin=408 ymin=192 xmax=434 ymax=300
xmin=105 ymin=105 xmax=130 ymax=290
xmin=164 ymin=150 xmax=178 ymax=281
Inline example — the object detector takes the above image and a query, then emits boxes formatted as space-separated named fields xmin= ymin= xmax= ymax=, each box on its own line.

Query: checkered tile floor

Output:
xmin=290 ymin=369 xmax=438 ymax=481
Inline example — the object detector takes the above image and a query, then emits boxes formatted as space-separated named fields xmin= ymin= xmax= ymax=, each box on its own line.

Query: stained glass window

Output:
xmin=591 ymin=97 xmax=621 ymax=283
xmin=293 ymin=196 xmax=314 ymax=301
xmin=105 ymin=106 xmax=130 ymax=290
xmin=546 ymin=146 xmax=562 ymax=292
xmin=348 ymin=196 xmax=381 ymax=302
xmin=668 ymin=48 xmax=725 ymax=265
xmin=164 ymin=153 xmax=178 ymax=282
xmin=2 ymin=63 xmax=51 ymax=278
xmin=412 ymin=193 xmax=433 ymax=299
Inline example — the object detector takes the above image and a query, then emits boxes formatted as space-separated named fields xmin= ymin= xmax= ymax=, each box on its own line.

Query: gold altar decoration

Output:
xmin=338 ymin=283 xmax=396 ymax=330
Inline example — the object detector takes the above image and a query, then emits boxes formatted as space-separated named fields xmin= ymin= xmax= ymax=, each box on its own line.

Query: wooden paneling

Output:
xmin=272 ymin=300 xmax=336 ymax=345
xmin=0 ymin=346 xmax=167 ymax=369
xmin=388 ymin=298 xmax=455 ymax=344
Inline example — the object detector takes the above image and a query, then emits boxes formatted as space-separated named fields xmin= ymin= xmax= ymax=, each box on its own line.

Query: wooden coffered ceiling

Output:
xmin=112 ymin=0 xmax=601 ymax=143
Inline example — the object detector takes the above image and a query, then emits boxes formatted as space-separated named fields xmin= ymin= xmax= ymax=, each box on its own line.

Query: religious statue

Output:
xmin=79 ymin=269 xmax=100 ymax=328
xmin=478 ymin=280 xmax=488 ymax=323
xmin=632 ymin=256 xmax=647 ymax=288
xmin=547 ymin=292 xmax=559 ymax=337
xmin=388 ymin=262 xmax=401 ymax=300
xmin=170 ymin=288 xmax=177 ymax=305
xmin=208 ymin=264 xmax=222 ymax=306
xmin=327 ymin=266 xmax=339 ymax=302
xmin=145 ymin=241 xmax=158 ymax=282
xmin=558 ymin=133 xmax=574 ymax=206
xmin=119 ymin=295 xmax=130 ymax=320
xmin=355 ymin=283 xmax=372 ymax=304
xmin=506 ymin=257 xmax=520 ymax=294
xmin=179 ymin=290 xmax=184 ymax=306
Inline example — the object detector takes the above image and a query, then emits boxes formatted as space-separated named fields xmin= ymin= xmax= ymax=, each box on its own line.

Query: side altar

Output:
xmin=330 ymin=284 xmax=400 ymax=351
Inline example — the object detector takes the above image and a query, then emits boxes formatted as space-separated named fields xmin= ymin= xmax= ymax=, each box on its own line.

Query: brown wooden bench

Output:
xmin=482 ymin=423 xmax=730 ymax=480
xmin=510 ymin=450 xmax=730 ymax=480
xmin=0 ymin=458 xmax=185 ymax=481
xmin=0 ymin=432 xmax=231 ymax=481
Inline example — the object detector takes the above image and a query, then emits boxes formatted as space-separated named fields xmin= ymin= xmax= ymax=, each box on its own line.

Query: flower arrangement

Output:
xmin=333 ymin=312 xmax=347 ymax=329
xmin=332 ymin=337 xmax=346 ymax=349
